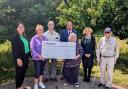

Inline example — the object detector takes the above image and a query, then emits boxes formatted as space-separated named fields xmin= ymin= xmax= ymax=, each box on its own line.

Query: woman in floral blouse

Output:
xmin=63 ymin=33 xmax=83 ymax=88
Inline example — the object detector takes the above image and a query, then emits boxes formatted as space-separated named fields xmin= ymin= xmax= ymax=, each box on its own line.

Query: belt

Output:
xmin=101 ymin=55 xmax=114 ymax=58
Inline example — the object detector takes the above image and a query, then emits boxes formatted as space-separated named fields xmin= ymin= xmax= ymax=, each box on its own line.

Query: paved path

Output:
xmin=0 ymin=76 xmax=126 ymax=89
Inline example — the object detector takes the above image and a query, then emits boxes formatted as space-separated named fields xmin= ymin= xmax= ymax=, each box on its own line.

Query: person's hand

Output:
xmin=41 ymin=57 xmax=45 ymax=61
xmin=74 ymin=56 xmax=78 ymax=60
xmin=38 ymin=55 xmax=44 ymax=61
xmin=114 ymin=60 xmax=116 ymax=64
xmin=97 ymin=58 xmax=100 ymax=64
xmin=74 ymin=54 xmax=80 ymax=60
xmin=62 ymin=59 xmax=65 ymax=64
xmin=85 ymin=54 xmax=90 ymax=58
xmin=17 ymin=59 xmax=23 ymax=67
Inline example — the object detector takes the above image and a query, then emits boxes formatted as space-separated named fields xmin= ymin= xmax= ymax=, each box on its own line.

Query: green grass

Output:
xmin=80 ymin=64 xmax=128 ymax=88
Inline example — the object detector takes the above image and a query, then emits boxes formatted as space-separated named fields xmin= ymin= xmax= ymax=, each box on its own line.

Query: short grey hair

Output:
xmin=68 ymin=33 xmax=77 ymax=41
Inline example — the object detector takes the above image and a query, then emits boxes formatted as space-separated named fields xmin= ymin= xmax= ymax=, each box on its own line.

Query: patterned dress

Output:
xmin=63 ymin=42 xmax=83 ymax=84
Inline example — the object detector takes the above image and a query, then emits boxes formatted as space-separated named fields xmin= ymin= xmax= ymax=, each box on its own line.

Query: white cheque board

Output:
xmin=41 ymin=41 xmax=76 ymax=59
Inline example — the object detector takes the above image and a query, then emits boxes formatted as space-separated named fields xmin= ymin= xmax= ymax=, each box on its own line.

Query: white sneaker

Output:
xmin=39 ymin=82 xmax=46 ymax=89
xmin=74 ymin=83 xmax=79 ymax=88
xmin=64 ymin=82 xmax=69 ymax=86
xmin=34 ymin=84 xmax=38 ymax=89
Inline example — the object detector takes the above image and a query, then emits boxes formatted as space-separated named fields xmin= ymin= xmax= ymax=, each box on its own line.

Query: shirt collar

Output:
xmin=67 ymin=29 xmax=73 ymax=33
xmin=85 ymin=36 xmax=91 ymax=39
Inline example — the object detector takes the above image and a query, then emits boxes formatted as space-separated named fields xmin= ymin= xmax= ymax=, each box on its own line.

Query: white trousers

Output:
xmin=100 ymin=57 xmax=115 ymax=87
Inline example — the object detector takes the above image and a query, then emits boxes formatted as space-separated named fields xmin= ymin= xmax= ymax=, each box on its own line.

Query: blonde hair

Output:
xmin=35 ymin=24 xmax=44 ymax=31
xmin=83 ymin=27 xmax=93 ymax=34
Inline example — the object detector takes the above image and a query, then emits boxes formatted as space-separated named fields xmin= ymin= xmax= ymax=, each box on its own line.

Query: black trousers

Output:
xmin=63 ymin=66 xmax=79 ymax=84
xmin=15 ymin=54 xmax=29 ymax=89
xmin=82 ymin=56 xmax=93 ymax=80
xmin=83 ymin=67 xmax=92 ymax=80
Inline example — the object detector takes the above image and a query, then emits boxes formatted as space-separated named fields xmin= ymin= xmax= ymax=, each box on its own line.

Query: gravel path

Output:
xmin=0 ymin=76 xmax=126 ymax=89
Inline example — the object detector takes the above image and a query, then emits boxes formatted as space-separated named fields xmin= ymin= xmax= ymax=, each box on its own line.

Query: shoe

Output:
xmin=24 ymin=86 xmax=31 ymax=89
xmin=34 ymin=84 xmax=38 ymax=89
xmin=64 ymin=82 xmax=69 ymax=86
xmin=51 ymin=78 xmax=57 ymax=81
xmin=60 ymin=76 xmax=64 ymax=80
xmin=98 ymin=83 xmax=105 ymax=87
xmin=74 ymin=83 xmax=79 ymax=88
xmin=86 ymin=78 xmax=90 ymax=82
xmin=44 ymin=79 xmax=49 ymax=82
xmin=39 ymin=82 xmax=46 ymax=89
xmin=83 ymin=78 xmax=87 ymax=82
xmin=83 ymin=78 xmax=90 ymax=82
xmin=105 ymin=87 xmax=111 ymax=89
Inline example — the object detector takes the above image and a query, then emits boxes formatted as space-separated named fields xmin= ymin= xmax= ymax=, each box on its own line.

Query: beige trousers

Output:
xmin=100 ymin=57 xmax=115 ymax=87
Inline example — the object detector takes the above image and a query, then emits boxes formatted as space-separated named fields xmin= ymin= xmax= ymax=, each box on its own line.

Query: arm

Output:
xmin=76 ymin=43 xmax=84 ymax=59
xmin=59 ymin=30 xmax=63 ymax=42
xmin=93 ymin=37 xmax=96 ymax=51
xmin=11 ymin=37 xmax=20 ymax=60
xmin=114 ymin=39 xmax=119 ymax=62
xmin=30 ymin=38 xmax=39 ymax=58
xmin=79 ymin=44 xmax=84 ymax=56
xmin=96 ymin=38 xmax=102 ymax=62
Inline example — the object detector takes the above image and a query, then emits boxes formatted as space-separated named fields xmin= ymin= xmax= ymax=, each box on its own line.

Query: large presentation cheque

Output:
xmin=41 ymin=41 xmax=76 ymax=59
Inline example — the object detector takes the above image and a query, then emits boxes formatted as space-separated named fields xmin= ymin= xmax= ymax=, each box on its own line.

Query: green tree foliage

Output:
xmin=0 ymin=0 xmax=61 ymax=42
xmin=57 ymin=0 xmax=128 ymax=39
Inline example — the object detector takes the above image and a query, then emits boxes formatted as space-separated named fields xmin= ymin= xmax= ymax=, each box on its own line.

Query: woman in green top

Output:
xmin=11 ymin=22 xmax=31 ymax=89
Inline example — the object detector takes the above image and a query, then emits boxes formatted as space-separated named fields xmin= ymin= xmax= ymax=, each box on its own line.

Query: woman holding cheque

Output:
xmin=30 ymin=24 xmax=47 ymax=89
xmin=63 ymin=33 xmax=83 ymax=88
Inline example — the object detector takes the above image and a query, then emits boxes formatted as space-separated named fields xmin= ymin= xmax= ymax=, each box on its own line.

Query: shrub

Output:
xmin=0 ymin=40 xmax=13 ymax=69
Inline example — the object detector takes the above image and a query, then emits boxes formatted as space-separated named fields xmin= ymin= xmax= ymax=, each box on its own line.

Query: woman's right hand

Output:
xmin=17 ymin=59 xmax=23 ymax=67
xmin=38 ymin=55 xmax=45 ymax=61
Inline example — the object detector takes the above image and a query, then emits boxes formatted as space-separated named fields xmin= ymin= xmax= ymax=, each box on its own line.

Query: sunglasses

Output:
xmin=105 ymin=32 xmax=110 ymax=34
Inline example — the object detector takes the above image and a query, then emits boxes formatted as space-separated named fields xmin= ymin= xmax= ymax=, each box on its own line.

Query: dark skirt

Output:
xmin=63 ymin=66 xmax=80 ymax=84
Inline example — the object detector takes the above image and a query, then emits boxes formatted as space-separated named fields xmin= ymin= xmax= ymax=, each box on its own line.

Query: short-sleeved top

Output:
xmin=43 ymin=30 xmax=60 ymax=41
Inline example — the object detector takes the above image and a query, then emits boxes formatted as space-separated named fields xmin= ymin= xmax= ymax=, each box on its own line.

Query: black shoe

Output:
xmin=83 ymin=78 xmax=90 ymax=82
xmin=60 ymin=76 xmax=64 ymax=80
xmin=44 ymin=78 xmax=49 ymax=82
xmin=105 ymin=87 xmax=111 ymax=89
xmin=98 ymin=83 xmax=105 ymax=87
xmin=86 ymin=78 xmax=90 ymax=82
xmin=83 ymin=78 xmax=87 ymax=82
xmin=51 ymin=78 xmax=57 ymax=81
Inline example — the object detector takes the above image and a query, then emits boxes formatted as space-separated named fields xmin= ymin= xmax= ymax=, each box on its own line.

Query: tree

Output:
xmin=0 ymin=0 xmax=61 ymax=42
xmin=57 ymin=0 xmax=128 ymax=39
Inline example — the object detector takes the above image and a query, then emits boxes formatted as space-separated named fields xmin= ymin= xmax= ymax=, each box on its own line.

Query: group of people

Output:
xmin=11 ymin=21 xmax=119 ymax=89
